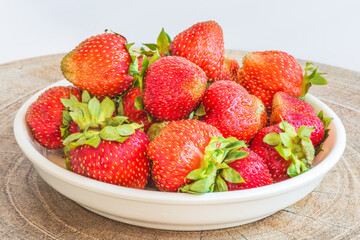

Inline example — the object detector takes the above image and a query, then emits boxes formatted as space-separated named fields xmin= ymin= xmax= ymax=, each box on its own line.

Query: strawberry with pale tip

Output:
xmin=61 ymin=32 xmax=134 ymax=99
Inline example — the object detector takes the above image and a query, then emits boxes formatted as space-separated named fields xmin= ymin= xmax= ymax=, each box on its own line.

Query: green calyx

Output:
xmin=300 ymin=62 xmax=328 ymax=99
xmin=60 ymin=92 xmax=81 ymax=139
xmin=315 ymin=110 xmax=333 ymax=155
xmin=179 ymin=136 xmax=249 ymax=194
xmin=189 ymin=103 xmax=206 ymax=120
xmin=142 ymin=27 xmax=172 ymax=57
xmin=263 ymin=121 xmax=315 ymax=177
xmin=61 ymin=91 xmax=143 ymax=149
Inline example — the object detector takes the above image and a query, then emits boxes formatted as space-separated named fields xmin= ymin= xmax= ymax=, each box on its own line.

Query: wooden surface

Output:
xmin=1 ymin=51 xmax=359 ymax=240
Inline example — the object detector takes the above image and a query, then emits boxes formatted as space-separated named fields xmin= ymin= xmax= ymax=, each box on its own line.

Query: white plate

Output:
xmin=14 ymin=80 xmax=346 ymax=231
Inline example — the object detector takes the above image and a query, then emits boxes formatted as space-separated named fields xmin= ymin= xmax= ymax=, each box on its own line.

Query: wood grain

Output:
xmin=1 ymin=51 xmax=359 ymax=240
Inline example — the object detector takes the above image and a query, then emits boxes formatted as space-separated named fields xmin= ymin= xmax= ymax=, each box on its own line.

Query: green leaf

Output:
xmin=84 ymin=135 xmax=101 ymax=148
xmin=298 ymin=126 xmax=314 ymax=138
xmin=81 ymin=90 xmax=91 ymax=103
xmin=88 ymin=97 xmax=101 ymax=123
xmin=224 ymin=150 xmax=249 ymax=163
xmin=99 ymin=97 xmax=115 ymax=122
xmin=221 ymin=167 xmax=245 ymax=184
xmin=185 ymin=166 xmax=207 ymax=180
xmin=149 ymin=50 xmax=161 ymax=65
xmin=117 ymin=98 xmax=124 ymax=116
xmin=116 ymin=124 xmax=135 ymax=136
xmin=60 ymin=125 xmax=69 ymax=138
xmin=194 ymin=103 xmax=206 ymax=117
xmin=69 ymin=92 xmax=79 ymax=102
xmin=188 ymin=111 xmax=194 ymax=119
xmin=281 ymin=121 xmax=297 ymax=138
xmin=99 ymin=126 xmax=121 ymax=141
xmin=275 ymin=144 xmax=292 ymax=160
xmin=214 ymin=175 xmax=228 ymax=192
xmin=263 ymin=132 xmax=281 ymax=146
xmin=62 ymin=110 xmax=72 ymax=126
xmin=301 ymin=139 xmax=315 ymax=164
xmin=279 ymin=132 xmax=292 ymax=148
xmin=65 ymin=157 xmax=71 ymax=171
xmin=61 ymin=98 xmax=76 ymax=109
xmin=134 ymin=96 xmax=144 ymax=110
xmin=63 ymin=133 xmax=83 ymax=146
xmin=224 ymin=140 xmax=247 ymax=151
xmin=143 ymin=43 xmax=158 ymax=51
xmin=157 ymin=28 xmax=171 ymax=55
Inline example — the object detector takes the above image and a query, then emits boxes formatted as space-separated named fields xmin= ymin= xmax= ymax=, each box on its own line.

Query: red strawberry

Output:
xmin=61 ymin=32 xmax=133 ymax=98
xmin=143 ymin=56 xmax=207 ymax=121
xmin=250 ymin=122 xmax=315 ymax=182
xmin=26 ymin=86 xmax=81 ymax=149
xmin=219 ymin=57 xmax=240 ymax=82
xmin=169 ymin=20 xmax=224 ymax=81
xmin=63 ymin=94 xmax=150 ymax=189
xmin=270 ymin=92 xmax=325 ymax=147
xmin=201 ymin=80 xmax=267 ymax=143
xmin=238 ymin=51 xmax=303 ymax=111
xmin=122 ymin=87 xmax=152 ymax=131
xmin=226 ymin=148 xmax=273 ymax=190
xmin=147 ymin=119 xmax=222 ymax=192
xmin=68 ymin=130 xmax=150 ymax=189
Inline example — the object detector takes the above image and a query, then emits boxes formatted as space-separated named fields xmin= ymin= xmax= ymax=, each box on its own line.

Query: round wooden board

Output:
xmin=1 ymin=51 xmax=359 ymax=239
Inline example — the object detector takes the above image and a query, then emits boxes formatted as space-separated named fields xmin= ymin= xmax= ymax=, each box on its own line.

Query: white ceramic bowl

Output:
xmin=14 ymin=80 xmax=346 ymax=231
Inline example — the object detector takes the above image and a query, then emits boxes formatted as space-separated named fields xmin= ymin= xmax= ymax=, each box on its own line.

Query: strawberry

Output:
xmin=238 ymin=51 xmax=328 ymax=111
xmin=250 ymin=121 xmax=316 ymax=182
xmin=147 ymin=119 xmax=222 ymax=192
xmin=143 ymin=56 xmax=207 ymax=121
xmin=201 ymin=80 xmax=267 ymax=143
xmin=226 ymin=148 xmax=273 ymax=190
xmin=26 ymin=86 xmax=81 ymax=149
xmin=61 ymin=32 xmax=134 ymax=99
xmin=169 ymin=20 xmax=224 ymax=81
xmin=63 ymin=94 xmax=150 ymax=189
xmin=219 ymin=57 xmax=240 ymax=82
xmin=122 ymin=87 xmax=152 ymax=132
xmin=270 ymin=92 xmax=325 ymax=147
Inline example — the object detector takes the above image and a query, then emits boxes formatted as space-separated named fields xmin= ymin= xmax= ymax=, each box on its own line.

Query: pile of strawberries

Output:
xmin=26 ymin=20 xmax=331 ymax=194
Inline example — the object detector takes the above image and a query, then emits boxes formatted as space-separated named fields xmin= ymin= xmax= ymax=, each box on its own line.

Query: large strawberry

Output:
xmin=26 ymin=86 xmax=81 ymax=149
xmin=143 ymin=56 xmax=207 ymax=121
xmin=250 ymin=121 xmax=315 ymax=182
xmin=238 ymin=51 xmax=327 ymax=111
xmin=61 ymin=32 xmax=134 ymax=98
xmin=62 ymin=94 xmax=150 ymax=189
xmin=226 ymin=148 xmax=273 ymax=190
xmin=148 ymin=119 xmax=256 ymax=193
xmin=270 ymin=92 xmax=327 ymax=147
xmin=169 ymin=20 xmax=224 ymax=81
xmin=201 ymin=80 xmax=267 ymax=143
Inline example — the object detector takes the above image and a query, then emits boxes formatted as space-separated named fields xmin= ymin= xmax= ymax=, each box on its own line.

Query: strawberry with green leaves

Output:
xmin=61 ymin=32 xmax=135 ymax=99
xmin=26 ymin=86 xmax=81 ymax=149
xmin=250 ymin=121 xmax=316 ymax=182
xmin=169 ymin=21 xmax=224 ymax=81
xmin=270 ymin=92 xmax=331 ymax=147
xmin=62 ymin=93 xmax=150 ymax=189
xmin=143 ymin=56 xmax=207 ymax=121
xmin=200 ymin=80 xmax=267 ymax=143
xmin=238 ymin=51 xmax=327 ymax=111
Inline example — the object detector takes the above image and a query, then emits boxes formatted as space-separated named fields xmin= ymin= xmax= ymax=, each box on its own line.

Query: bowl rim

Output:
xmin=13 ymin=80 xmax=347 ymax=205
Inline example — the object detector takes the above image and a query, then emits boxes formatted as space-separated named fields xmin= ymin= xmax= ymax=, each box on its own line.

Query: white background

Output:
xmin=1 ymin=0 xmax=359 ymax=72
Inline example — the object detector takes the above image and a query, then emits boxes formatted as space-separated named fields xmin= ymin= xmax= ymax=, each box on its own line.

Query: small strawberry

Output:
xmin=270 ymin=92 xmax=327 ymax=147
xmin=226 ymin=148 xmax=273 ymax=190
xmin=169 ymin=20 xmax=224 ymax=81
xmin=63 ymin=94 xmax=150 ymax=189
xmin=26 ymin=86 xmax=81 ymax=149
xmin=238 ymin=51 xmax=327 ymax=111
xmin=201 ymin=80 xmax=267 ymax=143
xmin=250 ymin=121 xmax=316 ymax=182
xmin=122 ymin=87 xmax=152 ymax=132
xmin=143 ymin=56 xmax=207 ymax=121
xmin=61 ymin=32 xmax=134 ymax=98
xmin=219 ymin=57 xmax=240 ymax=82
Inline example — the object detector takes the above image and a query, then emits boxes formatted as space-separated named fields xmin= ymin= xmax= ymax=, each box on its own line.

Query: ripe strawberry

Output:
xmin=143 ymin=56 xmax=207 ymax=121
xmin=201 ymin=80 xmax=267 ymax=143
xmin=250 ymin=122 xmax=315 ymax=182
xmin=169 ymin=20 xmax=224 ymax=81
xmin=61 ymin=32 xmax=134 ymax=98
xmin=270 ymin=92 xmax=325 ymax=147
xmin=122 ymin=87 xmax=152 ymax=132
xmin=26 ymin=86 xmax=81 ymax=149
xmin=219 ymin=57 xmax=240 ymax=82
xmin=226 ymin=148 xmax=273 ymax=190
xmin=63 ymin=94 xmax=150 ymax=189
xmin=238 ymin=51 xmax=303 ymax=111
xmin=147 ymin=119 xmax=222 ymax=192
xmin=68 ymin=130 xmax=150 ymax=189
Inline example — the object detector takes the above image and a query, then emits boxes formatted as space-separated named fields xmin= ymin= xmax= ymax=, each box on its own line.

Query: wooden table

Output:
xmin=1 ymin=51 xmax=359 ymax=239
